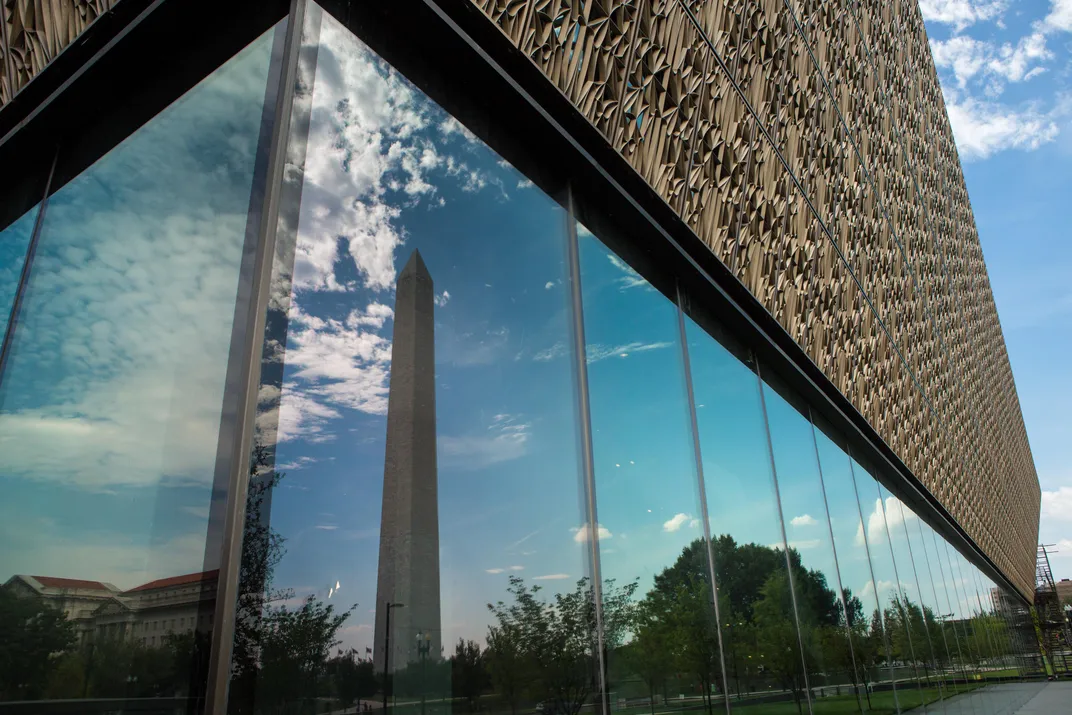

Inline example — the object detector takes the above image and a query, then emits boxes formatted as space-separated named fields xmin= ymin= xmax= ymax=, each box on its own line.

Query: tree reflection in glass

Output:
xmin=812 ymin=422 xmax=897 ymax=712
xmin=849 ymin=464 xmax=933 ymax=709
xmin=578 ymin=232 xmax=720 ymax=715
xmin=763 ymin=382 xmax=867 ymax=714
xmin=877 ymin=485 xmax=944 ymax=704
xmin=683 ymin=307 xmax=811 ymax=714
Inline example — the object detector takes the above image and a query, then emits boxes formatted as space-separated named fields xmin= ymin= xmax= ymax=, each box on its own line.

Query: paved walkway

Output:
xmin=932 ymin=681 xmax=1072 ymax=714
xmin=1014 ymin=681 xmax=1072 ymax=713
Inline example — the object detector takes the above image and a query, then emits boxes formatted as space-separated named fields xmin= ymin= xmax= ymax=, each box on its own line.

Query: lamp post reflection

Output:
xmin=384 ymin=601 xmax=405 ymax=713
xmin=416 ymin=630 xmax=431 ymax=715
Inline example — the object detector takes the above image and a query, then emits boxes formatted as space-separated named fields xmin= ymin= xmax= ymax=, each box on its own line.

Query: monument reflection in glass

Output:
xmin=374 ymin=250 xmax=442 ymax=675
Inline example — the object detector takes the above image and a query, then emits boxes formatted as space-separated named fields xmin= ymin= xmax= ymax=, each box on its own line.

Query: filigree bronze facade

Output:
xmin=471 ymin=0 xmax=1040 ymax=597
xmin=1 ymin=0 xmax=117 ymax=105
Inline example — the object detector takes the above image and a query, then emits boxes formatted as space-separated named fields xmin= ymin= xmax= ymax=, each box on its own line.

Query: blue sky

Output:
xmin=918 ymin=0 xmax=1072 ymax=579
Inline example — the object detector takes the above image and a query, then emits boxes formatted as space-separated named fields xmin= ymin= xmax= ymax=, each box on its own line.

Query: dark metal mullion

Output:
xmin=875 ymin=483 xmax=928 ymax=705
xmin=807 ymin=407 xmax=865 ymax=713
xmin=676 ymin=286 xmax=732 ymax=715
xmin=0 ymin=145 xmax=58 ymax=389
xmin=914 ymin=517 xmax=963 ymax=690
xmin=846 ymin=449 xmax=901 ymax=713
xmin=203 ymin=0 xmax=308 ymax=712
xmin=564 ymin=184 xmax=609 ymax=715
xmin=755 ymin=360 xmax=815 ymax=715
xmin=896 ymin=495 xmax=946 ymax=701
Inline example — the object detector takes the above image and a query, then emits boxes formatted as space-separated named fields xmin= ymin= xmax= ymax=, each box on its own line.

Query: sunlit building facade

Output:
xmin=0 ymin=0 xmax=1043 ymax=713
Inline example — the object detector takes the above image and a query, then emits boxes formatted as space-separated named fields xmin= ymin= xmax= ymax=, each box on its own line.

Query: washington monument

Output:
xmin=374 ymin=249 xmax=442 ymax=674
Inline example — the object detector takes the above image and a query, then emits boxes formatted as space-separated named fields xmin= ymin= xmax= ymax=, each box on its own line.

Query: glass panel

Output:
xmin=762 ymin=383 xmax=860 ymax=715
xmin=906 ymin=513 xmax=965 ymax=696
xmin=923 ymin=523 xmax=980 ymax=701
xmin=683 ymin=308 xmax=805 ymax=713
xmin=877 ymin=487 xmax=945 ymax=707
xmin=851 ymin=465 xmax=930 ymax=709
xmin=0 ymin=26 xmax=280 ymax=707
xmin=229 ymin=8 xmax=589 ymax=715
xmin=813 ymin=423 xmax=895 ymax=713
xmin=579 ymin=236 xmax=721 ymax=714
xmin=0 ymin=204 xmax=40 ymax=343
xmin=935 ymin=533 xmax=992 ymax=713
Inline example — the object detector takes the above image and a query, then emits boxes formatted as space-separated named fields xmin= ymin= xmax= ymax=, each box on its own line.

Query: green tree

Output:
xmin=487 ymin=576 xmax=636 ymax=715
xmin=0 ymin=586 xmax=76 ymax=699
xmin=618 ymin=600 xmax=672 ymax=714
xmin=259 ymin=595 xmax=355 ymax=712
xmin=451 ymin=639 xmax=489 ymax=711
xmin=753 ymin=570 xmax=809 ymax=715
xmin=328 ymin=648 xmax=378 ymax=711
xmin=486 ymin=618 xmax=526 ymax=715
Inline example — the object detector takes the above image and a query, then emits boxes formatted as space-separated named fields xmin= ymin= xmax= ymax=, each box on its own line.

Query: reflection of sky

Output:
xmin=0 ymin=29 xmax=278 ymax=589
xmin=763 ymin=386 xmax=843 ymax=597
xmin=580 ymin=235 xmax=701 ymax=595
xmin=263 ymin=13 xmax=587 ymax=656
xmin=0 ymin=206 xmax=37 ymax=340
xmin=813 ymin=428 xmax=880 ymax=615
xmin=686 ymin=319 xmax=783 ymax=555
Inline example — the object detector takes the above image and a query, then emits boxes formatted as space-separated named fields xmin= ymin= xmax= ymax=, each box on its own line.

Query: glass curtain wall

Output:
xmin=577 ymin=235 xmax=721 ymax=715
xmin=878 ymin=486 xmax=945 ymax=704
xmin=813 ymin=419 xmax=897 ymax=713
xmin=682 ymin=303 xmax=805 ymax=713
xmin=229 ymin=6 xmax=592 ymax=715
xmin=0 ymin=20 xmax=284 ymax=709
xmin=762 ymin=379 xmax=859 ymax=709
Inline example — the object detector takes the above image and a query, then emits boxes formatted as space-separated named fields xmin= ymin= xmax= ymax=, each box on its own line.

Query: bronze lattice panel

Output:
xmin=0 ymin=1 xmax=117 ymax=104
xmin=471 ymin=0 xmax=1040 ymax=597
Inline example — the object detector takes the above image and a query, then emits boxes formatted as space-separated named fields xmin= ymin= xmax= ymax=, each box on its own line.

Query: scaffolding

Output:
xmin=1035 ymin=544 xmax=1072 ymax=676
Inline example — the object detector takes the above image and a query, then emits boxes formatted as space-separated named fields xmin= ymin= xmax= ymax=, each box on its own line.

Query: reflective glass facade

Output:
xmin=0 ymin=1 xmax=1046 ymax=714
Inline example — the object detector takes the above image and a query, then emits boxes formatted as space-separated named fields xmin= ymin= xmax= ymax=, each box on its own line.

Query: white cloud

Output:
xmin=572 ymin=523 xmax=613 ymax=543
xmin=664 ymin=514 xmax=698 ymax=531
xmin=606 ymin=253 xmax=649 ymax=290
xmin=855 ymin=495 xmax=917 ymax=547
xmin=1042 ymin=487 xmax=1072 ymax=521
xmin=791 ymin=514 xmax=818 ymax=527
xmin=0 ymin=37 xmax=276 ymax=490
xmin=931 ymin=32 xmax=1051 ymax=91
xmin=0 ymin=514 xmax=209 ymax=592
xmin=533 ymin=342 xmax=568 ymax=362
xmin=919 ymin=0 xmax=1007 ymax=31
xmin=544 ymin=281 xmax=555 ymax=290
xmin=438 ymin=414 xmax=531 ymax=470
xmin=945 ymin=95 xmax=1059 ymax=160
xmin=1045 ymin=0 xmax=1072 ymax=32
xmin=859 ymin=579 xmax=900 ymax=599
xmin=485 ymin=568 xmax=505 ymax=574
xmin=586 ymin=341 xmax=673 ymax=364
xmin=534 ymin=573 xmax=571 ymax=580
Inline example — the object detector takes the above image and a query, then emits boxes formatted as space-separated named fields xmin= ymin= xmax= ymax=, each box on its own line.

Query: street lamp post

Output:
xmin=384 ymin=602 xmax=405 ymax=715
xmin=416 ymin=630 xmax=431 ymax=715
